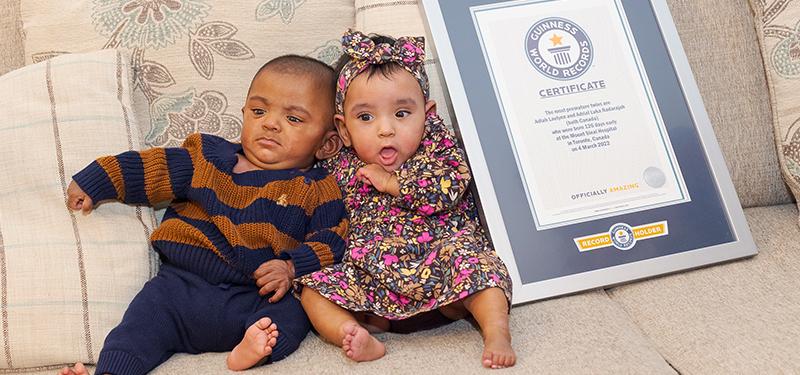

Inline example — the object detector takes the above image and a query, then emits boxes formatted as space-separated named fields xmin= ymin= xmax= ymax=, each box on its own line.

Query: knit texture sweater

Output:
xmin=73 ymin=133 xmax=348 ymax=285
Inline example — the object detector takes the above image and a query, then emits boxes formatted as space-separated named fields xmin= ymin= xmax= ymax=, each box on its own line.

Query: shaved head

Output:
xmin=250 ymin=55 xmax=336 ymax=96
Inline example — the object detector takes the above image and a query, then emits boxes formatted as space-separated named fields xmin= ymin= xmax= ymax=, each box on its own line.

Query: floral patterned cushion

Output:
xmin=749 ymin=1 xmax=800 ymax=213
xmin=21 ymin=0 xmax=354 ymax=147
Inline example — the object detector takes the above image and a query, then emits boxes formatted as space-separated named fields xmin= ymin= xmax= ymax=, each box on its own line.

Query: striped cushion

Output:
xmin=0 ymin=49 xmax=158 ymax=370
xmin=355 ymin=0 xmax=456 ymax=127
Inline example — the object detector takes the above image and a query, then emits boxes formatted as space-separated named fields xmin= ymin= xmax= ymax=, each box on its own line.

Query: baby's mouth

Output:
xmin=379 ymin=147 xmax=398 ymax=166
xmin=257 ymin=137 xmax=280 ymax=147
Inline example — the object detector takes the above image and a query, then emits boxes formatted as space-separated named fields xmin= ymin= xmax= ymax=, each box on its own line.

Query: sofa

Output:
xmin=1 ymin=0 xmax=799 ymax=373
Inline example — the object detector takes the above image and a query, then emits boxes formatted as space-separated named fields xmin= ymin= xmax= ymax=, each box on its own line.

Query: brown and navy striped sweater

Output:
xmin=73 ymin=133 xmax=348 ymax=285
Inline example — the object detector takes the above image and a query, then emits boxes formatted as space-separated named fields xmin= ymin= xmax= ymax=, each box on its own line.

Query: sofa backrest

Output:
xmin=0 ymin=1 xmax=23 ymax=76
xmin=665 ymin=0 xmax=792 ymax=208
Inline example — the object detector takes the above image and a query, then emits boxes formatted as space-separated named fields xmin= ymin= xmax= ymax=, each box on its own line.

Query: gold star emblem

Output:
xmin=550 ymin=34 xmax=563 ymax=46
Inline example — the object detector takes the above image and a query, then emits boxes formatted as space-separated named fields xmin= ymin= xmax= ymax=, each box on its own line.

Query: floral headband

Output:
xmin=335 ymin=29 xmax=430 ymax=114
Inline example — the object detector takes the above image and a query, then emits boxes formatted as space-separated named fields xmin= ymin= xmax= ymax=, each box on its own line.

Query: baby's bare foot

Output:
xmin=341 ymin=321 xmax=385 ymax=362
xmin=227 ymin=317 xmax=279 ymax=371
xmin=482 ymin=329 xmax=516 ymax=369
xmin=57 ymin=362 xmax=88 ymax=375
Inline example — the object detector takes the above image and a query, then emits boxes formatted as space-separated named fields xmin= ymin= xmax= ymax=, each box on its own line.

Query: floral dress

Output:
xmin=296 ymin=115 xmax=512 ymax=320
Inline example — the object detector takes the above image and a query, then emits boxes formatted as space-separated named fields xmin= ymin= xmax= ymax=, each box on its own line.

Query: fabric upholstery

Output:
xmin=30 ymin=290 xmax=674 ymax=374
xmin=0 ymin=50 xmax=158 ymax=370
xmin=0 ymin=0 xmax=23 ymax=76
xmin=607 ymin=204 xmax=800 ymax=373
xmin=664 ymin=0 xmax=791 ymax=208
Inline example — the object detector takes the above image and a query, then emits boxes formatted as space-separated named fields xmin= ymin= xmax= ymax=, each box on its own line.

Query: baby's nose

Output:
xmin=262 ymin=116 xmax=281 ymax=131
xmin=377 ymin=122 xmax=395 ymax=137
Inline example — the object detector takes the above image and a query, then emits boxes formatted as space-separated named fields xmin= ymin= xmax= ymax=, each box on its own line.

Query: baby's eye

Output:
xmin=395 ymin=110 xmax=411 ymax=118
xmin=287 ymin=115 xmax=303 ymax=123
xmin=358 ymin=113 xmax=374 ymax=122
xmin=252 ymin=108 xmax=265 ymax=116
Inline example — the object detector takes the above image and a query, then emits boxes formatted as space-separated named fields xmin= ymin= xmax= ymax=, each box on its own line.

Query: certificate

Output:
xmin=421 ymin=0 xmax=757 ymax=304
xmin=472 ymin=0 xmax=689 ymax=229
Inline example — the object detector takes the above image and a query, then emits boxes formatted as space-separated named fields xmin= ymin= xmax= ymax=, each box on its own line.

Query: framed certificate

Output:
xmin=421 ymin=0 xmax=757 ymax=304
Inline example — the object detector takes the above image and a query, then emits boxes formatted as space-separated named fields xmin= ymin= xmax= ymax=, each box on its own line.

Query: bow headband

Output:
xmin=335 ymin=29 xmax=429 ymax=114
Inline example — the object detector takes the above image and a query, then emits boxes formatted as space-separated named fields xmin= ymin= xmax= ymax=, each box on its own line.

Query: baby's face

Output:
xmin=337 ymin=69 xmax=434 ymax=172
xmin=240 ymin=69 xmax=334 ymax=170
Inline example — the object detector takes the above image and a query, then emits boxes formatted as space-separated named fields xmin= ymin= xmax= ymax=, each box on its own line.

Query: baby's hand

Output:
xmin=66 ymin=181 xmax=94 ymax=215
xmin=356 ymin=164 xmax=399 ymax=196
xmin=253 ymin=259 xmax=295 ymax=303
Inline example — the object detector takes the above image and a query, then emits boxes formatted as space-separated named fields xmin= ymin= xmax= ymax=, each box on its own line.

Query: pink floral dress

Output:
xmin=296 ymin=115 xmax=512 ymax=320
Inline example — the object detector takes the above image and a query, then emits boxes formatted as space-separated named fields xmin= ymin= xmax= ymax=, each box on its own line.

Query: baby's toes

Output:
xmin=254 ymin=331 xmax=269 ymax=349
xmin=482 ymin=352 xmax=493 ymax=368
xmin=254 ymin=317 xmax=273 ymax=330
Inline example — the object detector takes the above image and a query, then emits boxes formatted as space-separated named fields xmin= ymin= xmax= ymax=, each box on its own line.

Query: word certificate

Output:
xmin=472 ymin=0 xmax=690 ymax=229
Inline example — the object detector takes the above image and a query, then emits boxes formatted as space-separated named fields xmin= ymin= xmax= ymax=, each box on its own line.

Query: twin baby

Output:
xmin=60 ymin=30 xmax=515 ymax=375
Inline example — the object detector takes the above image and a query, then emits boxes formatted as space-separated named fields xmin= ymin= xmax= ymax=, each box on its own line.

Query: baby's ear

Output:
xmin=334 ymin=114 xmax=352 ymax=147
xmin=316 ymin=129 xmax=343 ymax=160
xmin=425 ymin=99 xmax=437 ymax=117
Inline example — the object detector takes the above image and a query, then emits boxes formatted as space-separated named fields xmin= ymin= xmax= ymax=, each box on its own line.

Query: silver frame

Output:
xmin=421 ymin=0 xmax=757 ymax=304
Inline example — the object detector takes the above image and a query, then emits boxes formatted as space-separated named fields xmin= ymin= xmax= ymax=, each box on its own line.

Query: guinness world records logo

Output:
xmin=609 ymin=223 xmax=636 ymax=251
xmin=525 ymin=17 xmax=593 ymax=81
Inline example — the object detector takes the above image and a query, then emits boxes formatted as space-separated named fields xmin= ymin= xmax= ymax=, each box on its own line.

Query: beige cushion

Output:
xmin=21 ymin=0 xmax=354 ymax=147
xmin=666 ymin=0 xmax=791 ymax=207
xmin=748 ymin=1 xmax=800 ymax=212
xmin=20 ymin=291 xmax=676 ymax=374
xmin=607 ymin=204 xmax=800 ymax=373
xmin=354 ymin=0 xmax=456 ymax=128
xmin=154 ymin=292 xmax=674 ymax=374
xmin=153 ymin=291 xmax=674 ymax=375
xmin=0 ymin=49 xmax=158 ymax=370
xmin=0 ymin=0 xmax=24 ymax=76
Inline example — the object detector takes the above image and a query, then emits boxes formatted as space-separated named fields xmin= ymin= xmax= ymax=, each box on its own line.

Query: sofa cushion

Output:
xmin=665 ymin=0 xmax=791 ymax=208
xmin=748 ymin=1 xmax=800 ymax=213
xmin=607 ymin=204 xmax=800 ymax=373
xmin=0 ymin=49 xmax=159 ymax=370
xmin=21 ymin=0 xmax=354 ymax=148
xmin=0 ymin=0 xmax=23 ymax=76
xmin=21 ymin=291 xmax=676 ymax=374
xmin=152 ymin=291 xmax=676 ymax=374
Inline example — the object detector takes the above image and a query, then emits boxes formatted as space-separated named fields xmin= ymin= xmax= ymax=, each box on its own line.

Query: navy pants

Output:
xmin=95 ymin=264 xmax=310 ymax=375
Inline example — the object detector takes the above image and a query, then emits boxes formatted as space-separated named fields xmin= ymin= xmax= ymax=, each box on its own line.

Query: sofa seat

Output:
xmin=145 ymin=290 xmax=675 ymax=374
xmin=608 ymin=204 xmax=800 ymax=373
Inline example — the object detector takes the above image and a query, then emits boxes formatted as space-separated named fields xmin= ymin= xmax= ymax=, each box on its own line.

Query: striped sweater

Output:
xmin=73 ymin=133 xmax=348 ymax=285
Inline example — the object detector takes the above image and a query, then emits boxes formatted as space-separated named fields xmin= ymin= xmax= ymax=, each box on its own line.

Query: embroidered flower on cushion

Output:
xmin=147 ymin=89 xmax=241 ymax=147
xmin=255 ymin=0 xmax=306 ymax=24
xmin=92 ymin=0 xmax=211 ymax=49
xmin=770 ymin=21 xmax=800 ymax=78
xmin=309 ymin=39 xmax=342 ymax=66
